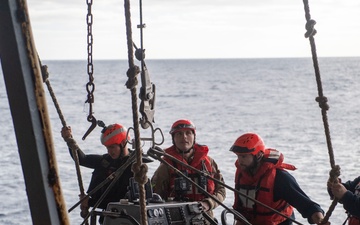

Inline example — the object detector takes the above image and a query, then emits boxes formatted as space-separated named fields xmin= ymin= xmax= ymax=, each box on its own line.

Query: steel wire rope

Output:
xmin=77 ymin=153 xmax=138 ymax=225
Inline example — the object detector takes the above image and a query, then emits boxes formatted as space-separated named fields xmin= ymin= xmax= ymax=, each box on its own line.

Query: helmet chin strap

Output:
xmin=176 ymin=140 xmax=195 ymax=155
xmin=119 ymin=142 xmax=126 ymax=158
xmin=178 ymin=146 xmax=193 ymax=154
xmin=256 ymin=152 xmax=264 ymax=161
xmin=246 ymin=153 xmax=263 ymax=174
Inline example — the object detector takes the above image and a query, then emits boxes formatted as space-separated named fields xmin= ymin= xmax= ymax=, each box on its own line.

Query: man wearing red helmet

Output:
xmin=151 ymin=119 xmax=226 ymax=223
xmin=61 ymin=123 xmax=147 ymax=219
xmin=230 ymin=132 xmax=328 ymax=225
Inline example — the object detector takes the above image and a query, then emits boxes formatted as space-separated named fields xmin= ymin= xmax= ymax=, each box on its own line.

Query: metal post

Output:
xmin=0 ymin=0 xmax=69 ymax=224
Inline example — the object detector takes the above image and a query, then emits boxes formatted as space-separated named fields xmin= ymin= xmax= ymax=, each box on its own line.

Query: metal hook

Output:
xmin=82 ymin=115 xmax=97 ymax=140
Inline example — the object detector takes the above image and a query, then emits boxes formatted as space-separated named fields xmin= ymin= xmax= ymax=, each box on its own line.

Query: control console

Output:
xmin=102 ymin=201 xmax=206 ymax=225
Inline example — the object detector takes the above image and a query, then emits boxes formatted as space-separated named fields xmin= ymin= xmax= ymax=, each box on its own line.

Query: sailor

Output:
xmin=151 ymin=119 xmax=226 ymax=223
xmin=328 ymin=176 xmax=360 ymax=224
xmin=62 ymin=123 xmax=151 ymax=222
xmin=230 ymin=132 xmax=327 ymax=225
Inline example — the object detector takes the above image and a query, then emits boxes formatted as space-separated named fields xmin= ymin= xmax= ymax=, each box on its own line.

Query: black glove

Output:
xmin=327 ymin=177 xmax=342 ymax=200
xmin=147 ymin=146 xmax=164 ymax=159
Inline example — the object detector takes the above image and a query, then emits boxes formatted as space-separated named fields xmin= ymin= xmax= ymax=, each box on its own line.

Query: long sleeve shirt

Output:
xmin=274 ymin=169 xmax=324 ymax=224
xmin=340 ymin=176 xmax=360 ymax=217
xmin=69 ymin=147 xmax=133 ymax=209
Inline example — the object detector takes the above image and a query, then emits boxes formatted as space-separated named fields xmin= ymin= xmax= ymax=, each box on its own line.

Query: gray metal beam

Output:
xmin=0 ymin=0 xmax=69 ymax=224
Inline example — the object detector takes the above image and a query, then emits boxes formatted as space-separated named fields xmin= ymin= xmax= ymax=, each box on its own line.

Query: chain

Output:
xmin=85 ymin=0 xmax=94 ymax=121
xmin=81 ymin=0 xmax=98 ymax=141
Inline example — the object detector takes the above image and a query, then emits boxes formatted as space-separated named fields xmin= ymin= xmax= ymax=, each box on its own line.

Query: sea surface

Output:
xmin=1 ymin=57 xmax=359 ymax=224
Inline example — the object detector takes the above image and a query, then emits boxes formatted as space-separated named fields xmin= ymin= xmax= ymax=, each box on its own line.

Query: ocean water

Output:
xmin=1 ymin=57 xmax=359 ymax=225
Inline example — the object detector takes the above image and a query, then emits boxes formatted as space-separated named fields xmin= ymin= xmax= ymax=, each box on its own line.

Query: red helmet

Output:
xmin=169 ymin=119 xmax=196 ymax=135
xmin=100 ymin=123 xmax=130 ymax=146
xmin=229 ymin=133 xmax=265 ymax=155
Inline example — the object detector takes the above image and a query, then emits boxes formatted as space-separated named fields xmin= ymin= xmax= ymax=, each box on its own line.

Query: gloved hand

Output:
xmin=327 ymin=177 xmax=342 ymax=200
xmin=327 ymin=165 xmax=341 ymax=199
xmin=79 ymin=194 xmax=89 ymax=218
xmin=153 ymin=146 xmax=164 ymax=152
xmin=147 ymin=146 xmax=164 ymax=159
xmin=198 ymin=200 xmax=210 ymax=212
xmin=61 ymin=126 xmax=73 ymax=140
xmin=329 ymin=181 xmax=347 ymax=202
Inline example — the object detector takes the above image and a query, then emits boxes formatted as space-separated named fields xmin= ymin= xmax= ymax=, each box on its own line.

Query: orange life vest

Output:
xmin=163 ymin=144 xmax=215 ymax=201
xmin=349 ymin=216 xmax=360 ymax=225
xmin=233 ymin=148 xmax=295 ymax=225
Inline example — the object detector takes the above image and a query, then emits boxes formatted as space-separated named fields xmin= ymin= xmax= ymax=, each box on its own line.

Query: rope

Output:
xmin=302 ymin=0 xmax=340 ymax=223
xmin=148 ymin=147 xmax=304 ymax=225
xmin=41 ymin=64 xmax=89 ymax=222
xmin=124 ymin=0 xmax=148 ymax=224
xmin=77 ymin=153 xmax=138 ymax=225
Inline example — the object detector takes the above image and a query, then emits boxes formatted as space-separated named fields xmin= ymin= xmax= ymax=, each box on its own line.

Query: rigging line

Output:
xmin=303 ymin=0 xmax=336 ymax=169
xmin=78 ymin=153 xmax=137 ymax=225
xmin=124 ymin=1 xmax=148 ymax=224
xmin=302 ymin=0 xmax=339 ymax=223
xmin=147 ymin=148 xmax=251 ymax=225
xmin=41 ymin=63 xmax=89 ymax=223
xmin=148 ymin=147 xmax=305 ymax=225
xmin=41 ymin=64 xmax=66 ymax=128
xmin=67 ymin=152 xmax=137 ymax=213
xmin=139 ymin=0 xmax=144 ymax=52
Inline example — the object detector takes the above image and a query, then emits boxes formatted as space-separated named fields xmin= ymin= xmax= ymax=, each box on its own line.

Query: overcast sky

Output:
xmin=27 ymin=0 xmax=360 ymax=60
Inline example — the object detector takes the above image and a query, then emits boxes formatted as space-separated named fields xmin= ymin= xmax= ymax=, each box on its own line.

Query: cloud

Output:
xmin=27 ymin=0 xmax=360 ymax=59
